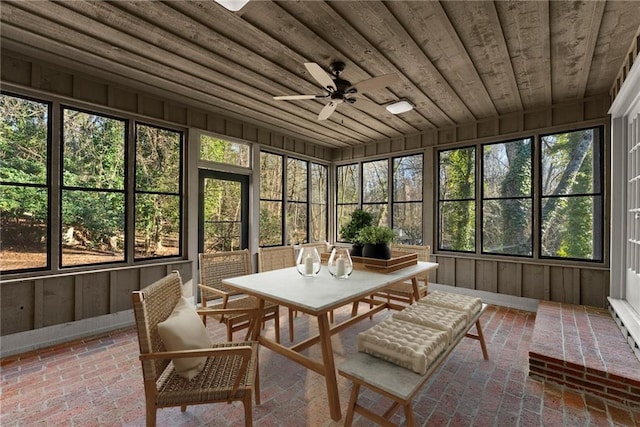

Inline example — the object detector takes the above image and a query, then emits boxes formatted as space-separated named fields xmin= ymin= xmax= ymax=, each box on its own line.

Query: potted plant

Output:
xmin=339 ymin=209 xmax=373 ymax=257
xmin=357 ymin=225 xmax=396 ymax=259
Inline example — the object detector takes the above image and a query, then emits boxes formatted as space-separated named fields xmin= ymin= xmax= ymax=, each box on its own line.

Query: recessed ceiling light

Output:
xmin=386 ymin=100 xmax=414 ymax=114
xmin=214 ymin=0 xmax=249 ymax=11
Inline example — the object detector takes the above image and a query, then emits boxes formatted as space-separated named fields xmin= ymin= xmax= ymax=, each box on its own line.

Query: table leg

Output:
xmin=251 ymin=298 xmax=265 ymax=341
xmin=411 ymin=277 xmax=420 ymax=302
xmin=317 ymin=312 xmax=341 ymax=421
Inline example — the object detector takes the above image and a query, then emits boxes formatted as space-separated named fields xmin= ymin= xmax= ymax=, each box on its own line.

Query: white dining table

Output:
xmin=222 ymin=261 xmax=438 ymax=421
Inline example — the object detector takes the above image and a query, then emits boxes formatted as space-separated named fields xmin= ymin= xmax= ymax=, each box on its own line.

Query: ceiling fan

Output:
xmin=273 ymin=61 xmax=398 ymax=121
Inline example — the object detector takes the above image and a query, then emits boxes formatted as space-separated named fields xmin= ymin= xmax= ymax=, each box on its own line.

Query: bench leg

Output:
xmin=475 ymin=319 xmax=489 ymax=360
xmin=344 ymin=383 xmax=360 ymax=427
xmin=404 ymin=402 xmax=416 ymax=427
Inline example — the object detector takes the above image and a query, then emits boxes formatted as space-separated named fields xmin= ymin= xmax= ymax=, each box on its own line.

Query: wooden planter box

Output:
xmin=321 ymin=251 xmax=417 ymax=274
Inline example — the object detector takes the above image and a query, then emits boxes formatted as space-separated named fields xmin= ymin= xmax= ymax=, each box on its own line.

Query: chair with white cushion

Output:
xmin=132 ymin=271 xmax=260 ymax=427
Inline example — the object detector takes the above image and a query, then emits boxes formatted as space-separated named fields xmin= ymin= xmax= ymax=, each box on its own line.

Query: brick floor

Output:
xmin=2 ymin=304 xmax=640 ymax=426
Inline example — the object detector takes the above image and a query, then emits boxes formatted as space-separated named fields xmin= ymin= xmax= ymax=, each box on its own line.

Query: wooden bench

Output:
xmin=338 ymin=293 xmax=489 ymax=427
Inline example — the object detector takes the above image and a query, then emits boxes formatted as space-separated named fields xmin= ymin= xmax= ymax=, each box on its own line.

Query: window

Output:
xmin=438 ymin=147 xmax=476 ymax=252
xmin=540 ymin=127 xmax=603 ymax=261
xmin=392 ymin=154 xmax=423 ymax=245
xmin=199 ymin=135 xmax=250 ymax=167
xmin=61 ymin=108 xmax=126 ymax=267
xmin=135 ymin=123 xmax=183 ymax=259
xmin=1 ymin=92 xmax=186 ymax=273
xmin=437 ymin=126 xmax=604 ymax=261
xmin=362 ymin=159 xmax=388 ymax=225
xmin=310 ymin=163 xmax=327 ymax=242
xmin=482 ymin=138 xmax=532 ymax=256
xmin=0 ymin=93 xmax=50 ymax=272
xmin=336 ymin=164 xmax=358 ymax=241
xmin=259 ymin=152 xmax=328 ymax=246
xmin=287 ymin=158 xmax=307 ymax=244
xmin=259 ymin=152 xmax=283 ymax=246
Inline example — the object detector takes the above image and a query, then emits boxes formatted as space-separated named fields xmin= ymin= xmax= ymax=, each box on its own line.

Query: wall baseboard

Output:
xmin=1 ymin=311 xmax=134 ymax=359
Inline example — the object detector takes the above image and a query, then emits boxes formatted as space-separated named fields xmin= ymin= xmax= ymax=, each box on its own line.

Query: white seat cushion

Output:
xmin=393 ymin=303 xmax=468 ymax=344
xmin=357 ymin=318 xmax=448 ymax=375
xmin=157 ymin=297 xmax=212 ymax=380
xmin=418 ymin=291 xmax=482 ymax=322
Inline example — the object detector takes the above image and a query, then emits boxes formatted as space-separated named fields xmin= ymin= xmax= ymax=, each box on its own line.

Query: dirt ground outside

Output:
xmin=1 ymin=248 xmax=122 ymax=271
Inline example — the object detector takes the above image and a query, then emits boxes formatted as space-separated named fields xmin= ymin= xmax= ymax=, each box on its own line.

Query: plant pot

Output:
xmin=350 ymin=244 xmax=363 ymax=257
xmin=362 ymin=243 xmax=391 ymax=260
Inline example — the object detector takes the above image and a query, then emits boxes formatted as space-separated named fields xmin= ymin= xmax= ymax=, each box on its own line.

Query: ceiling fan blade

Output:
xmin=273 ymin=94 xmax=321 ymax=100
xmin=318 ymin=100 xmax=339 ymax=120
xmin=305 ymin=62 xmax=336 ymax=91
xmin=350 ymin=73 xmax=399 ymax=93
xmin=350 ymin=98 xmax=387 ymax=116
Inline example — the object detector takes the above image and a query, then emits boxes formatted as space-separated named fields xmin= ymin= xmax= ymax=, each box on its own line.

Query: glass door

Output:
xmin=198 ymin=170 xmax=249 ymax=253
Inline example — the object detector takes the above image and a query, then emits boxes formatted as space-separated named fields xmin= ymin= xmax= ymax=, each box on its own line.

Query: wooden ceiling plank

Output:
xmin=3 ymin=1 xmax=372 ymax=146
xmin=0 ymin=28 xmax=348 ymax=148
xmin=585 ymin=1 xmax=640 ymax=97
xmin=270 ymin=2 xmax=440 ymax=134
xmin=324 ymin=1 xmax=469 ymax=126
xmin=441 ymin=1 xmax=523 ymax=115
xmin=168 ymin=0 xmax=406 ymax=140
xmin=233 ymin=0 xmax=420 ymax=135
xmin=68 ymin=2 xmax=384 ymax=141
xmin=549 ymin=1 xmax=602 ymax=103
xmin=576 ymin=1 xmax=606 ymax=100
xmin=109 ymin=0 xmax=387 ymax=142
xmin=384 ymin=1 xmax=497 ymax=122
xmin=5 ymin=0 xmax=375 ymax=146
xmin=495 ymin=1 xmax=552 ymax=110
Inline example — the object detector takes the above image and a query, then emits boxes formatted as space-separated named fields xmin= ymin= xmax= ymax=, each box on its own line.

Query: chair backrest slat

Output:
xmin=199 ymin=250 xmax=252 ymax=294
xmin=390 ymin=244 xmax=431 ymax=262
xmin=258 ymin=246 xmax=296 ymax=272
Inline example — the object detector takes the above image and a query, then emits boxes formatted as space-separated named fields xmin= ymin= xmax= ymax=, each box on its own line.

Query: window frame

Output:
xmin=436 ymin=126 xmax=605 ymax=264
xmin=480 ymin=137 xmax=534 ymax=257
xmin=336 ymin=163 xmax=360 ymax=242
xmin=437 ymin=145 xmax=477 ymax=253
xmin=0 ymin=92 xmax=53 ymax=273
xmin=1 ymin=91 xmax=187 ymax=276
xmin=133 ymin=121 xmax=184 ymax=261
xmin=391 ymin=153 xmax=424 ymax=245
xmin=59 ymin=105 xmax=129 ymax=268
xmin=259 ymin=150 xmax=329 ymax=246
xmin=538 ymin=125 xmax=605 ymax=262
xmin=259 ymin=150 xmax=285 ymax=247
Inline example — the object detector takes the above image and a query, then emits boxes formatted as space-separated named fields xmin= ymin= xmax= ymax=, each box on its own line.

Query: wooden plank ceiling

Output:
xmin=2 ymin=1 xmax=639 ymax=148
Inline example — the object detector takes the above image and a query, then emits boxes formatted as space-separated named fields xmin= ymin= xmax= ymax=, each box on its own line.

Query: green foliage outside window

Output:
xmin=1 ymin=92 xmax=184 ymax=272
xmin=199 ymin=135 xmax=250 ymax=167
xmin=135 ymin=124 xmax=182 ymax=259
xmin=439 ymin=147 xmax=476 ymax=252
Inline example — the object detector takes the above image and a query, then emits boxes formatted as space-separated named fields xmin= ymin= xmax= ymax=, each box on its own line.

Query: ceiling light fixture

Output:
xmin=386 ymin=100 xmax=414 ymax=114
xmin=214 ymin=0 xmax=249 ymax=12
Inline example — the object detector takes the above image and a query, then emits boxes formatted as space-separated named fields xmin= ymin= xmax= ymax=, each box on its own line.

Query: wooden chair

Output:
xmin=132 ymin=271 xmax=260 ymax=427
xmin=199 ymin=249 xmax=281 ymax=343
xmin=374 ymin=244 xmax=431 ymax=305
xmin=258 ymin=246 xmax=298 ymax=341
xmin=298 ymin=241 xmax=331 ymax=255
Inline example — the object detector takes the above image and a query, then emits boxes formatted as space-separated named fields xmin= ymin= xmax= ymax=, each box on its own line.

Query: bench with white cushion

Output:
xmin=338 ymin=291 xmax=489 ymax=427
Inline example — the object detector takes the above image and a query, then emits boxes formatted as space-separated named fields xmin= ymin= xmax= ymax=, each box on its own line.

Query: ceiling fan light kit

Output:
xmin=214 ymin=0 xmax=249 ymax=12
xmin=386 ymin=100 xmax=414 ymax=114
xmin=273 ymin=61 xmax=399 ymax=121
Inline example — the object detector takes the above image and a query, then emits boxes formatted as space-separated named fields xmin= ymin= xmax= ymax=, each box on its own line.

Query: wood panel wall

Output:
xmin=1 ymin=262 xmax=192 ymax=336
